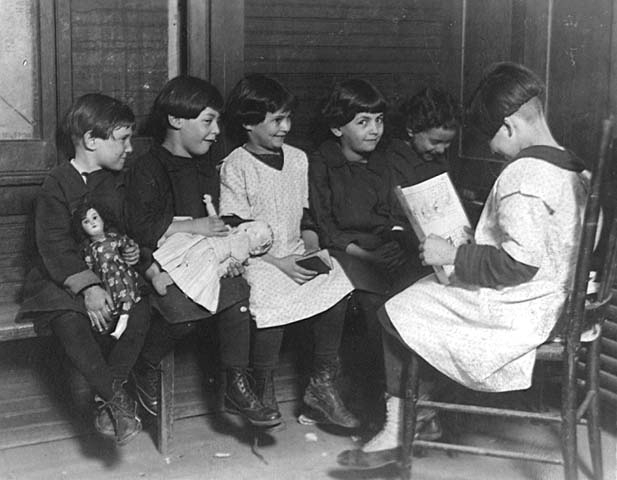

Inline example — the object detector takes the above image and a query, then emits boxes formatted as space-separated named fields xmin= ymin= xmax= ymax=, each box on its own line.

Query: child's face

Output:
xmin=81 ymin=208 xmax=105 ymax=239
xmin=176 ymin=107 xmax=221 ymax=157
xmin=94 ymin=126 xmax=134 ymax=171
xmin=333 ymin=112 xmax=384 ymax=157
xmin=410 ymin=126 xmax=456 ymax=162
xmin=245 ymin=109 xmax=291 ymax=153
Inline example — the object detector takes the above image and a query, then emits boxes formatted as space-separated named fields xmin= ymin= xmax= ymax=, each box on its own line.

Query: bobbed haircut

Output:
xmin=62 ymin=93 xmax=135 ymax=146
xmin=467 ymin=62 xmax=545 ymax=139
xmin=224 ymin=74 xmax=297 ymax=144
xmin=401 ymin=87 xmax=461 ymax=134
xmin=71 ymin=198 xmax=120 ymax=243
xmin=148 ymin=75 xmax=224 ymax=143
xmin=321 ymin=78 xmax=387 ymax=129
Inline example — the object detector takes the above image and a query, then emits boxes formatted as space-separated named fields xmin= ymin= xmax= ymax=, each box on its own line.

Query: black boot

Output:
xmin=253 ymin=368 xmax=286 ymax=431
xmin=108 ymin=379 xmax=142 ymax=445
xmin=303 ymin=359 xmax=359 ymax=428
xmin=224 ymin=368 xmax=282 ymax=427
xmin=130 ymin=359 xmax=159 ymax=416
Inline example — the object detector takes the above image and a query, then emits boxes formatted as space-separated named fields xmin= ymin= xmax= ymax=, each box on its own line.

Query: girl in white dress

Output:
xmin=219 ymin=74 xmax=358 ymax=428
xmin=338 ymin=62 xmax=590 ymax=469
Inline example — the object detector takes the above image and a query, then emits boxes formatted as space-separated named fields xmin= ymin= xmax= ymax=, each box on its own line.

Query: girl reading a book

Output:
xmin=338 ymin=62 xmax=590 ymax=470
xmin=219 ymin=73 xmax=358 ymax=429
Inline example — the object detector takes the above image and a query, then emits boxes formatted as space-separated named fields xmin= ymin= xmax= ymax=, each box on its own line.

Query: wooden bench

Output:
xmin=0 ymin=299 xmax=176 ymax=455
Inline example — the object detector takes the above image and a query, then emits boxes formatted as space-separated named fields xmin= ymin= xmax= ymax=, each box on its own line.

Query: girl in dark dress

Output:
xmin=309 ymin=79 xmax=424 ymax=297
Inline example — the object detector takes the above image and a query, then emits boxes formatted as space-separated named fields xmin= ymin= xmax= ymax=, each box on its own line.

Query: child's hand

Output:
xmin=122 ymin=241 xmax=140 ymax=265
xmin=419 ymin=234 xmax=457 ymax=266
xmin=83 ymin=285 xmax=113 ymax=333
xmin=275 ymin=255 xmax=318 ymax=284
xmin=192 ymin=217 xmax=229 ymax=237
xmin=370 ymin=241 xmax=407 ymax=271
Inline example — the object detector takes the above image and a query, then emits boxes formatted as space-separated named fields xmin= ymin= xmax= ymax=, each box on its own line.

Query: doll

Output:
xmin=72 ymin=201 xmax=142 ymax=339
xmin=151 ymin=218 xmax=273 ymax=312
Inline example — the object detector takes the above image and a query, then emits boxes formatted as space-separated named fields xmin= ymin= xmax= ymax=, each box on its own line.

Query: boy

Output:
xmin=338 ymin=62 xmax=590 ymax=469
xmin=126 ymin=76 xmax=280 ymax=427
xmin=20 ymin=94 xmax=148 ymax=445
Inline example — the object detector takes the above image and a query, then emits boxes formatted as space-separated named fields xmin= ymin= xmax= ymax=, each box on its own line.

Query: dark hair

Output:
xmin=60 ymin=93 xmax=135 ymax=158
xmin=401 ymin=87 xmax=461 ymax=134
xmin=321 ymin=78 xmax=387 ymax=129
xmin=71 ymin=199 xmax=120 ymax=243
xmin=224 ymin=74 xmax=297 ymax=144
xmin=147 ymin=75 xmax=224 ymax=143
xmin=467 ymin=62 xmax=545 ymax=138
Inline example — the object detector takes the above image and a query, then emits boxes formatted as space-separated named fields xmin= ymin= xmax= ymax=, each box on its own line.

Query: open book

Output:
xmin=296 ymin=249 xmax=333 ymax=274
xmin=395 ymin=172 xmax=471 ymax=284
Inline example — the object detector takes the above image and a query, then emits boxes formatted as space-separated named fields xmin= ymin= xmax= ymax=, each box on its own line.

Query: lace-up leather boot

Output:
xmin=302 ymin=359 xmax=359 ymax=428
xmin=224 ymin=367 xmax=282 ymax=427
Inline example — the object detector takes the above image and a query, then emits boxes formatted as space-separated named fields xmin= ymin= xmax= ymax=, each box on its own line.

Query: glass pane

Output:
xmin=0 ymin=2 xmax=38 ymax=140
xmin=70 ymin=0 xmax=171 ymax=132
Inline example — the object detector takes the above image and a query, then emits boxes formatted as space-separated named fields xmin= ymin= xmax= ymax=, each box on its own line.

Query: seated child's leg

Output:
xmin=216 ymin=301 xmax=250 ymax=369
xmin=107 ymin=298 xmax=150 ymax=382
xmin=49 ymin=310 xmax=115 ymax=400
xmin=302 ymin=297 xmax=359 ymax=428
xmin=131 ymin=311 xmax=198 ymax=416
xmin=312 ymin=297 xmax=347 ymax=364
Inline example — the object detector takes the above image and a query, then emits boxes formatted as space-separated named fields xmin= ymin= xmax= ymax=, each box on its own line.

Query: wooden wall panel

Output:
xmin=548 ymin=0 xmax=612 ymax=166
xmin=244 ymin=0 xmax=460 ymax=150
xmin=68 ymin=0 xmax=170 ymax=132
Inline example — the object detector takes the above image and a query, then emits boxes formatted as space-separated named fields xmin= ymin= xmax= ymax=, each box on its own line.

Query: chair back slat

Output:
xmin=564 ymin=116 xmax=616 ymax=347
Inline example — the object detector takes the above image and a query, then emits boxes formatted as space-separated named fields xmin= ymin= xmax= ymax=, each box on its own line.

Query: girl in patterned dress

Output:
xmin=219 ymin=74 xmax=358 ymax=428
xmin=338 ymin=62 xmax=590 ymax=469
xmin=72 ymin=200 xmax=141 ymax=340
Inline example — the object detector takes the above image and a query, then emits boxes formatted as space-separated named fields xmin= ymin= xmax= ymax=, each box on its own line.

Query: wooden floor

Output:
xmin=0 ymin=322 xmax=615 ymax=480
xmin=0 ymin=315 xmax=383 ymax=451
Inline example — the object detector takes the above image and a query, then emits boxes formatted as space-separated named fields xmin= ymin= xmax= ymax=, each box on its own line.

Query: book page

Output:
xmin=396 ymin=173 xmax=471 ymax=283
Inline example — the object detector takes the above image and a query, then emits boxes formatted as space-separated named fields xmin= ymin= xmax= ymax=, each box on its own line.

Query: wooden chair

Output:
xmin=400 ymin=116 xmax=617 ymax=480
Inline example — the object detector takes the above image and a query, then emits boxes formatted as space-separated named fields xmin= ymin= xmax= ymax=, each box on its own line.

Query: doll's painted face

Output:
xmin=238 ymin=220 xmax=274 ymax=255
xmin=81 ymin=208 xmax=105 ymax=240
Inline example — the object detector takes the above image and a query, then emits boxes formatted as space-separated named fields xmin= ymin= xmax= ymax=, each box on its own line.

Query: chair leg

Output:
xmin=585 ymin=339 xmax=603 ymax=480
xmin=400 ymin=352 xmax=420 ymax=480
xmin=562 ymin=346 xmax=579 ymax=480
xmin=157 ymin=350 xmax=175 ymax=456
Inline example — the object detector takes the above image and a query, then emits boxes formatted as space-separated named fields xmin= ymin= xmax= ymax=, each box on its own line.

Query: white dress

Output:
xmin=385 ymin=157 xmax=590 ymax=392
xmin=219 ymin=145 xmax=353 ymax=328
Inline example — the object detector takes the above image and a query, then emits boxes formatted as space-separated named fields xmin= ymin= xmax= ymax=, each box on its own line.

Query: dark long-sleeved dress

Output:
xmin=309 ymin=139 xmax=426 ymax=294
xmin=125 ymin=144 xmax=249 ymax=323
xmin=20 ymin=164 xmax=128 ymax=319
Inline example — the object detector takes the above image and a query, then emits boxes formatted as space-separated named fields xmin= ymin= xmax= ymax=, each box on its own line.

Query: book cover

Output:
xmin=395 ymin=172 xmax=471 ymax=284
xmin=296 ymin=249 xmax=333 ymax=274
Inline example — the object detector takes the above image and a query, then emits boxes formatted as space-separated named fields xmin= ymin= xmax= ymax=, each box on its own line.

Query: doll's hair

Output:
xmin=58 ymin=93 xmax=135 ymax=160
xmin=467 ymin=62 xmax=545 ymax=139
xmin=224 ymin=74 xmax=297 ymax=144
xmin=320 ymin=78 xmax=387 ymax=129
xmin=147 ymin=75 xmax=224 ymax=143
xmin=401 ymin=87 xmax=461 ymax=135
xmin=71 ymin=199 xmax=120 ymax=243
